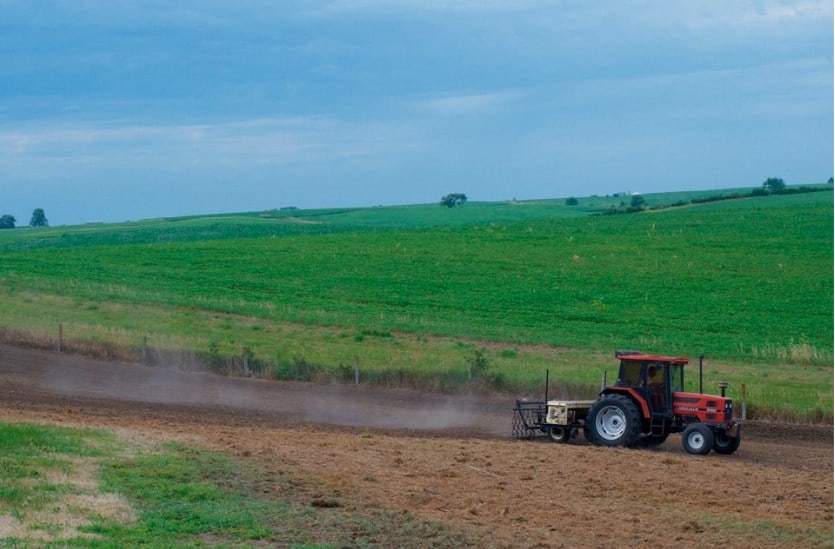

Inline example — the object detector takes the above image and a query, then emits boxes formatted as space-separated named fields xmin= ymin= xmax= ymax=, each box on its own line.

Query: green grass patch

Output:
xmin=0 ymin=422 xmax=481 ymax=548
xmin=95 ymin=444 xmax=277 ymax=544
xmin=697 ymin=512 xmax=833 ymax=548
xmin=0 ymin=423 xmax=110 ymax=459
xmin=0 ymin=423 xmax=120 ymax=541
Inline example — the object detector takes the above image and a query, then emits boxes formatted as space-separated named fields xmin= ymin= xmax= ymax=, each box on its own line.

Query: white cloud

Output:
xmin=670 ymin=0 xmax=832 ymax=29
xmin=414 ymin=91 xmax=522 ymax=115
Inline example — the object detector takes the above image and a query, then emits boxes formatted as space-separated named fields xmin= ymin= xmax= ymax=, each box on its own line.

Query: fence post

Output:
xmin=142 ymin=334 xmax=148 ymax=364
xmin=354 ymin=356 xmax=359 ymax=385
xmin=243 ymin=347 xmax=250 ymax=377
xmin=740 ymin=383 xmax=747 ymax=421
xmin=58 ymin=323 xmax=63 ymax=353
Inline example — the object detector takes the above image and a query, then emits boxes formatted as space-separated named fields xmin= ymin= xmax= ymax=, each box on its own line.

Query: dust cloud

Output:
xmin=1 ymin=344 xmax=509 ymax=436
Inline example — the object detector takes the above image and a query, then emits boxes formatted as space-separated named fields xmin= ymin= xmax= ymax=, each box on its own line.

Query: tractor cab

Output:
xmin=613 ymin=350 xmax=687 ymax=415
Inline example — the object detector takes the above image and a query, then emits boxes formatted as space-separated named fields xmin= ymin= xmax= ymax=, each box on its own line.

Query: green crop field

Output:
xmin=0 ymin=187 xmax=832 ymax=420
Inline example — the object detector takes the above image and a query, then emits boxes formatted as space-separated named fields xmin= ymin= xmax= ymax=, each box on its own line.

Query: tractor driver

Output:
xmin=647 ymin=364 xmax=666 ymax=410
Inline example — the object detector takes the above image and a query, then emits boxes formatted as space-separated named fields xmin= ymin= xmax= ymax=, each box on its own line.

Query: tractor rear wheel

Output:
xmin=713 ymin=429 xmax=741 ymax=455
xmin=547 ymin=425 xmax=570 ymax=443
xmin=682 ymin=423 xmax=714 ymax=455
xmin=586 ymin=395 xmax=642 ymax=448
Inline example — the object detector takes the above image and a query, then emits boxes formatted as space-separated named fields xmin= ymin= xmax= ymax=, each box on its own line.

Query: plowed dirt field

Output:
xmin=1 ymin=343 xmax=832 ymax=548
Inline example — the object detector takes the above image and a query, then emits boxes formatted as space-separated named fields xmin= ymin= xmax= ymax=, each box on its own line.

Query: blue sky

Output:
xmin=1 ymin=1 xmax=832 ymax=226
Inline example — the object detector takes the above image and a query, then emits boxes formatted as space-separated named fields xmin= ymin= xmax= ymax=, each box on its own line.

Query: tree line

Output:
xmin=0 ymin=208 xmax=48 ymax=229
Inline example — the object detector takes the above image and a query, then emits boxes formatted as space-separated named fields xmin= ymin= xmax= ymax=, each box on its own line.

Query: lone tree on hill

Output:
xmin=0 ymin=215 xmax=15 ymax=229
xmin=29 ymin=208 xmax=48 ymax=227
xmin=440 ymin=193 xmax=467 ymax=208
xmin=762 ymin=177 xmax=786 ymax=194
xmin=566 ymin=197 xmax=579 ymax=206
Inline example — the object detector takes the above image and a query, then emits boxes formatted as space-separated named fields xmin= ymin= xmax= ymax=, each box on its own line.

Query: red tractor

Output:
xmin=585 ymin=351 xmax=741 ymax=454
xmin=512 ymin=350 xmax=742 ymax=455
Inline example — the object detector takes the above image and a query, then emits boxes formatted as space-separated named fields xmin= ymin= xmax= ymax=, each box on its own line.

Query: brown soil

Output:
xmin=1 ymin=343 xmax=832 ymax=548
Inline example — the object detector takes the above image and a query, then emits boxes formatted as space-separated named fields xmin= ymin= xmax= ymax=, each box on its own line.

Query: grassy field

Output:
xmin=0 ymin=187 xmax=831 ymax=420
xmin=0 ymin=421 xmax=473 ymax=547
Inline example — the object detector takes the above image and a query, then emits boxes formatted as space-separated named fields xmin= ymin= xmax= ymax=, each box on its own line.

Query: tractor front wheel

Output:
xmin=586 ymin=395 xmax=642 ymax=448
xmin=682 ymin=423 xmax=714 ymax=455
xmin=547 ymin=425 xmax=571 ymax=443
xmin=713 ymin=428 xmax=741 ymax=455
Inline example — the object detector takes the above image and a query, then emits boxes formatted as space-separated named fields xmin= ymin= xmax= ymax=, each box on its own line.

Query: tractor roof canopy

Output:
xmin=614 ymin=350 xmax=689 ymax=365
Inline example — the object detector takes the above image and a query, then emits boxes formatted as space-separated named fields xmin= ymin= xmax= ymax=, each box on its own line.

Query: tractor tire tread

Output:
xmin=587 ymin=394 xmax=642 ymax=448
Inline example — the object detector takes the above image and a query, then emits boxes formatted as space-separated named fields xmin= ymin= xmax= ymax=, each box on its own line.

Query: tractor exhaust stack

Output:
xmin=699 ymin=355 xmax=704 ymax=394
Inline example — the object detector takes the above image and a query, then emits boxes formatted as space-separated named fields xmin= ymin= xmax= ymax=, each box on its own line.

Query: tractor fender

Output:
xmin=599 ymin=387 xmax=650 ymax=419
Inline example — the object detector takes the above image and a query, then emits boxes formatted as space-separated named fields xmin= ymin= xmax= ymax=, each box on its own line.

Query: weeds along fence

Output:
xmin=5 ymin=324 xmax=290 ymax=379
xmin=0 ymin=323 xmax=510 ymax=392
xmin=0 ymin=324 xmax=225 ymax=374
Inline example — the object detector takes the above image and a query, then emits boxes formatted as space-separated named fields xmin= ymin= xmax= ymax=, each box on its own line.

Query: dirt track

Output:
xmin=1 ymin=343 xmax=832 ymax=547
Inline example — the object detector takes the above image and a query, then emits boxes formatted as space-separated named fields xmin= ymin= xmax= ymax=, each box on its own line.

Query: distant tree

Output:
xmin=29 ymin=208 xmax=48 ymax=227
xmin=566 ymin=197 xmax=579 ymax=206
xmin=440 ymin=193 xmax=467 ymax=208
xmin=828 ymin=177 xmax=833 ymax=185
xmin=0 ymin=215 xmax=16 ymax=229
xmin=762 ymin=177 xmax=786 ymax=194
xmin=630 ymin=195 xmax=645 ymax=208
